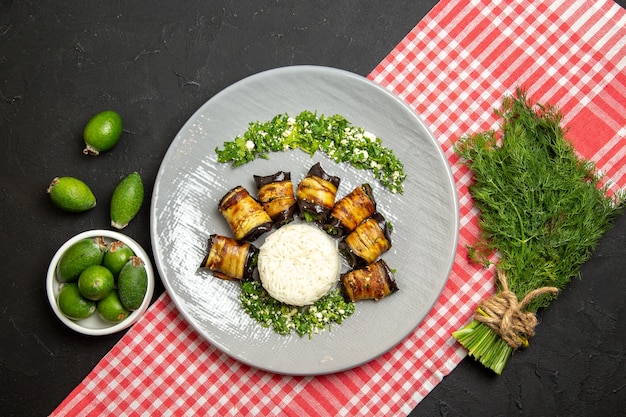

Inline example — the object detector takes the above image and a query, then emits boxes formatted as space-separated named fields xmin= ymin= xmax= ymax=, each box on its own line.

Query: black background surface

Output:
xmin=2 ymin=1 xmax=625 ymax=416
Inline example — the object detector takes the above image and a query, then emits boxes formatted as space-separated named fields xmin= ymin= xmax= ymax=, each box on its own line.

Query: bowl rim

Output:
xmin=46 ymin=229 xmax=155 ymax=336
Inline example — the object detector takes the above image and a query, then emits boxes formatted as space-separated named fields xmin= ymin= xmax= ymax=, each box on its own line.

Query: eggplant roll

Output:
xmin=253 ymin=171 xmax=298 ymax=227
xmin=340 ymin=259 xmax=398 ymax=302
xmin=325 ymin=183 xmax=376 ymax=237
xmin=200 ymin=234 xmax=259 ymax=281
xmin=339 ymin=212 xmax=392 ymax=268
xmin=218 ymin=185 xmax=273 ymax=241
xmin=296 ymin=162 xmax=340 ymax=224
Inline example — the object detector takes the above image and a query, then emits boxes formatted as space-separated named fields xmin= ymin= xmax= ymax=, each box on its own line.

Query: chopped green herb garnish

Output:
xmin=301 ymin=211 xmax=318 ymax=223
xmin=215 ymin=111 xmax=406 ymax=193
xmin=239 ymin=280 xmax=355 ymax=338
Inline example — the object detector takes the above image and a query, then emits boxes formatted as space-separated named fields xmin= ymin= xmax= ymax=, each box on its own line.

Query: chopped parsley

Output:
xmin=215 ymin=110 xmax=407 ymax=194
xmin=239 ymin=280 xmax=355 ymax=338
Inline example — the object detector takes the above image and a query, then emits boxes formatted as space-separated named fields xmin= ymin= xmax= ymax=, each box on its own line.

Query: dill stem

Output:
xmin=452 ymin=321 xmax=512 ymax=375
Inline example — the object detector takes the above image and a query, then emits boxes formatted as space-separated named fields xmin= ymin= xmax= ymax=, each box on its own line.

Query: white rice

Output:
xmin=258 ymin=223 xmax=341 ymax=306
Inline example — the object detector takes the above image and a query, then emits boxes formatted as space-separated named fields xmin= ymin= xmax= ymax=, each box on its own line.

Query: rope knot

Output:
xmin=473 ymin=269 xmax=558 ymax=350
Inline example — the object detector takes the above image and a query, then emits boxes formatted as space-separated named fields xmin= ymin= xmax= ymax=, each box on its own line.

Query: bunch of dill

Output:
xmin=452 ymin=88 xmax=623 ymax=374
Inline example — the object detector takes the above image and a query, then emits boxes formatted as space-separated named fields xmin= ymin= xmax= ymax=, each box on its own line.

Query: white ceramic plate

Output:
xmin=150 ymin=66 xmax=458 ymax=375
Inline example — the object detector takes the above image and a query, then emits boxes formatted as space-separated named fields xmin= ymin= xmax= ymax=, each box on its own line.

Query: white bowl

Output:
xmin=46 ymin=229 xmax=155 ymax=336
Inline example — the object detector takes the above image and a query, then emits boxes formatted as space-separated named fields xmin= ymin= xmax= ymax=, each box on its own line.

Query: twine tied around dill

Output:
xmin=473 ymin=269 xmax=559 ymax=350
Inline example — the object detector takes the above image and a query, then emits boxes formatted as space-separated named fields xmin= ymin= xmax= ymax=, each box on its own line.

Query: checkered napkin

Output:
xmin=53 ymin=1 xmax=626 ymax=416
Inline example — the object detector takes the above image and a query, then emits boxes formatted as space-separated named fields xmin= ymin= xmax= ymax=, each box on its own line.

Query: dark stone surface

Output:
xmin=1 ymin=1 xmax=624 ymax=416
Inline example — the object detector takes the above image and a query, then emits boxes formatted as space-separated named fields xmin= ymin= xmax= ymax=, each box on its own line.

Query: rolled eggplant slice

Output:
xmin=200 ymin=234 xmax=259 ymax=281
xmin=253 ymin=171 xmax=298 ymax=227
xmin=325 ymin=183 xmax=376 ymax=237
xmin=340 ymin=259 xmax=398 ymax=302
xmin=339 ymin=212 xmax=392 ymax=268
xmin=296 ymin=162 xmax=341 ymax=224
xmin=218 ymin=185 xmax=273 ymax=241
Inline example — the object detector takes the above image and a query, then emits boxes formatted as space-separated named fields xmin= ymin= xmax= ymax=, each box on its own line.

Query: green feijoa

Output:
xmin=47 ymin=176 xmax=96 ymax=212
xmin=110 ymin=172 xmax=144 ymax=230
xmin=97 ymin=290 xmax=130 ymax=322
xmin=102 ymin=241 xmax=135 ymax=278
xmin=58 ymin=283 xmax=96 ymax=320
xmin=117 ymin=256 xmax=148 ymax=311
xmin=83 ymin=110 xmax=123 ymax=155
xmin=78 ymin=265 xmax=115 ymax=301
xmin=57 ymin=237 xmax=107 ymax=283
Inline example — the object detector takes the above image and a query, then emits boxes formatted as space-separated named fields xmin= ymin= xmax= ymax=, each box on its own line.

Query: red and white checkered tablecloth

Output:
xmin=53 ymin=1 xmax=626 ymax=416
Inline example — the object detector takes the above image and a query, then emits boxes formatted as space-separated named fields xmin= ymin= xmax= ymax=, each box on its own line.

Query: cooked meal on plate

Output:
xmin=200 ymin=161 xmax=399 ymax=337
